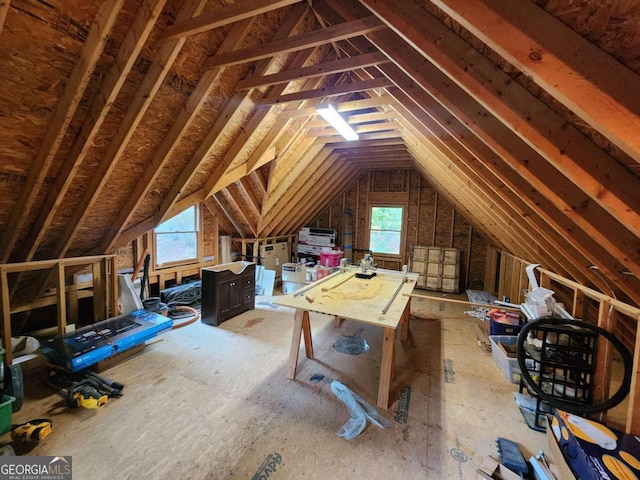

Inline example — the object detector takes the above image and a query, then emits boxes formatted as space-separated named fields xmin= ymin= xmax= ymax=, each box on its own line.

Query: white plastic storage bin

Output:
xmin=489 ymin=335 xmax=521 ymax=384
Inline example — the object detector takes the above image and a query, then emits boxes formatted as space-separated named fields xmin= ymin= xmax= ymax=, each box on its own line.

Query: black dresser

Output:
xmin=201 ymin=262 xmax=256 ymax=326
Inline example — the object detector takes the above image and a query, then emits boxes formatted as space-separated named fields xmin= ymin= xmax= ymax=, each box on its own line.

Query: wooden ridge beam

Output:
xmin=0 ymin=0 xmax=124 ymax=262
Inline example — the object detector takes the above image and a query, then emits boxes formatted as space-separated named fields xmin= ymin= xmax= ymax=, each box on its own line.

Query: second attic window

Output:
xmin=369 ymin=205 xmax=403 ymax=256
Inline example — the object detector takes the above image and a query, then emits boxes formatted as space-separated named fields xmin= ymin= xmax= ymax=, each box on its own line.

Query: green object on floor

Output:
xmin=0 ymin=395 xmax=16 ymax=435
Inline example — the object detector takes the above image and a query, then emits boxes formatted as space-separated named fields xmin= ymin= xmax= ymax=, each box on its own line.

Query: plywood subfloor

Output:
xmin=11 ymin=293 xmax=547 ymax=479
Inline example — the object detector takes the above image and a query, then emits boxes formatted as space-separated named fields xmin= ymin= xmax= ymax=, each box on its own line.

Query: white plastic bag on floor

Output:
xmin=330 ymin=380 xmax=391 ymax=440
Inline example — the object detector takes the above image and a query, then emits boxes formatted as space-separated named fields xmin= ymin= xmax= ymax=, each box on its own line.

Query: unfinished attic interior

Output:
xmin=1 ymin=0 xmax=640 ymax=476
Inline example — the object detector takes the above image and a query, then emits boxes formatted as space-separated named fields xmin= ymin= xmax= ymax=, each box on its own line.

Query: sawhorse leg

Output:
xmin=400 ymin=298 xmax=411 ymax=342
xmin=287 ymin=308 xmax=313 ymax=380
xmin=377 ymin=326 xmax=396 ymax=409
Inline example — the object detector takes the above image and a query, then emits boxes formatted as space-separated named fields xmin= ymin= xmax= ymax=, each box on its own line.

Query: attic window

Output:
xmin=369 ymin=205 xmax=404 ymax=256
xmin=154 ymin=205 xmax=200 ymax=267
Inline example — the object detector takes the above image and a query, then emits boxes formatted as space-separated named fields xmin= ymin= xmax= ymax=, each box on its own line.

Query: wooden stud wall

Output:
xmin=310 ymin=168 xmax=489 ymax=290
xmin=497 ymin=251 xmax=640 ymax=434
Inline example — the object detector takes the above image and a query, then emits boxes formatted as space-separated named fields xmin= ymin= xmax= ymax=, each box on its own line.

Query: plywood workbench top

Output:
xmin=274 ymin=268 xmax=418 ymax=329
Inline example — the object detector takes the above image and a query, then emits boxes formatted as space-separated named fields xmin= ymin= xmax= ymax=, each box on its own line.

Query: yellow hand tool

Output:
xmin=11 ymin=418 xmax=52 ymax=442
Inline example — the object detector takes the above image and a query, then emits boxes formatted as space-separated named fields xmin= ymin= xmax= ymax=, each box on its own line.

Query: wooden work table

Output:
xmin=273 ymin=267 xmax=418 ymax=409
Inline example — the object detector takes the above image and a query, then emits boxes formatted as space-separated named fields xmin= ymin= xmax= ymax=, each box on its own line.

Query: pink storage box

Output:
xmin=319 ymin=250 xmax=343 ymax=267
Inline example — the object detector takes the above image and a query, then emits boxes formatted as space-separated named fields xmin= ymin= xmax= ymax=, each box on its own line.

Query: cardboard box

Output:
xmin=282 ymin=281 xmax=306 ymax=294
xmin=282 ymin=263 xmax=306 ymax=283
xmin=476 ymin=456 xmax=520 ymax=480
xmin=546 ymin=415 xmax=578 ymax=480
xmin=549 ymin=409 xmax=640 ymax=480
xmin=95 ymin=343 xmax=145 ymax=372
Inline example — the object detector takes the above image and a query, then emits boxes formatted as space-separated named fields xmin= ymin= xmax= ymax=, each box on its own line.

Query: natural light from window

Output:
xmin=155 ymin=205 xmax=199 ymax=266
xmin=369 ymin=206 xmax=403 ymax=255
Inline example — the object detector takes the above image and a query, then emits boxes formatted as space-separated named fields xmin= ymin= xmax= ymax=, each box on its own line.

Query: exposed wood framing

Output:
xmin=431 ymin=0 xmax=640 ymax=164
xmin=0 ymin=0 xmax=124 ymax=262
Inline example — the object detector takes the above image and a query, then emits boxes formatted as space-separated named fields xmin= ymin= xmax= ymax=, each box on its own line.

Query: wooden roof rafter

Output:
xmin=98 ymin=16 xmax=258 ymax=254
xmin=151 ymin=4 xmax=312 ymax=230
xmin=362 ymin=0 xmax=640 ymax=240
xmin=211 ymin=193 xmax=247 ymax=238
xmin=160 ymin=0 xmax=303 ymax=42
xmin=268 ymin=157 xmax=357 ymax=236
xmin=360 ymin=20 xmax=640 ymax=291
xmin=54 ymin=0 xmax=211 ymax=259
xmin=390 ymin=81 xmax=624 ymax=295
xmin=0 ymin=0 xmax=10 ymax=36
xmin=431 ymin=0 xmax=640 ymax=165
xmin=203 ymin=16 xmax=386 ymax=69
xmin=203 ymin=197 xmax=236 ymax=236
xmin=319 ymin=0 xmax=640 ymax=300
xmin=258 ymin=145 xmax=335 ymax=234
xmin=239 ymin=177 xmax=262 ymax=216
xmin=18 ymin=0 xmax=168 ymax=264
xmin=398 ymin=96 xmax=596 ymax=286
xmin=0 ymin=0 xmax=124 ymax=263
xmin=223 ymin=185 xmax=258 ymax=238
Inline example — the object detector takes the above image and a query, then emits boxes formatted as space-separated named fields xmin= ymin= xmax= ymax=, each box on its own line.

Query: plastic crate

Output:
xmin=0 ymin=395 xmax=15 ymax=435
xmin=319 ymin=250 xmax=343 ymax=267
xmin=490 ymin=335 xmax=521 ymax=384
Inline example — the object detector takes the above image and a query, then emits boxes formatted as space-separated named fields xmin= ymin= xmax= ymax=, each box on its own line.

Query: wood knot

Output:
xmin=528 ymin=50 xmax=543 ymax=62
